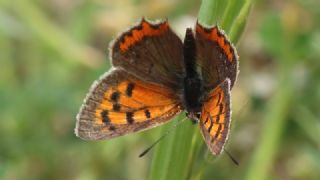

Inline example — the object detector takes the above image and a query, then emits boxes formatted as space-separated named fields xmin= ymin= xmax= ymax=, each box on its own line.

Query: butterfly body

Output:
xmin=182 ymin=28 xmax=203 ymax=122
xmin=76 ymin=18 xmax=238 ymax=155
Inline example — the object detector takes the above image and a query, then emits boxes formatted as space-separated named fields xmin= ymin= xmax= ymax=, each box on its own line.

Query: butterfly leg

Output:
xmin=186 ymin=111 xmax=200 ymax=124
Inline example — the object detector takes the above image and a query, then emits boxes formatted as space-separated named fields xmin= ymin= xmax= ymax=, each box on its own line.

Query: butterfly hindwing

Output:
xmin=111 ymin=18 xmax=185 ymax=89
xmin=200 ymin=78 xmax=231 ymax=155
xmin=195 ymin=22 xmax=239 ymax=89
xmin=76 ymin=69 xmax=182 ymax=140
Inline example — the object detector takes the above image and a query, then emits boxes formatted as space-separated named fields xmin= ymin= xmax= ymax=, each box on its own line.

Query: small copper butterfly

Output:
xmin=75 ymin=18 xmax=239 ymax=155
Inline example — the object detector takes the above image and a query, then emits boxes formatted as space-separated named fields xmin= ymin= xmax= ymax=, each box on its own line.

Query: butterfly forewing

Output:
xmin=111 ymin=18 xmax=185 ymax=89
xmin=76 ymin=69 xmax=182 ymax=140
xmin=200 ymin=78 xmax=231 ymax=155
xmin=195 ymin=22 xmax=239 ymax=89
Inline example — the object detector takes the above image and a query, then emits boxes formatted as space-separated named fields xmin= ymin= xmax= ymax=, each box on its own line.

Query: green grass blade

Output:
xmin=149 ymin=119 xmax=178 ymax=180
xmin=244 ymin=71 xmax=294 ymax=180
xmin=293 ymin=106 xmax=320 ymax=146
xmin=220 ymin=0 xmax=245 ymax=33
xmin=229 ymin=0 xmax=252 ymax=43
xmin=149 ymin=115 xmax=197 ymax=180
xmin=198 ymin=0 xmax=228 ymax=25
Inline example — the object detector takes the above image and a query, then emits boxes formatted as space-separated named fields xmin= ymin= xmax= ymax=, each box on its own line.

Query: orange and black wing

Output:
xmin=111 ymin=18 xmax=184 ymax=90
xmin=75 ymin=69 xmax=182 ymax=140
xmin=195 ymin=22 xmax=239 ymax=89
xmin=200 ymin=78 xmax=231 ymax=155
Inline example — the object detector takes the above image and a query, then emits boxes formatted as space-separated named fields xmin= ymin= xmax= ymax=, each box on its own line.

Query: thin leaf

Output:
xmin=149 ymin=115 xmax=197 ymax=180
xmin=229 ymin=0 xmax=252 ymax=43
xmin=220 ymin=0 xmax=245 ymax=33
xmin=244 ymin=70 xmax=294 ymax=180
xmin=198 ymin=0 xmax=228 ymax=25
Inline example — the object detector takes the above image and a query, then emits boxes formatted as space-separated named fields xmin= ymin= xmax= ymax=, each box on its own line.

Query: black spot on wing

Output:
xmin=216 ymin=115 xmax=220 ymax=123
xmin=204 ymin=116 xmax=209 ymax=124
xmin=212 ymin=124 xmax=222 ymax=142
xmin=219 ymin=104 xmax=223 ymax=114
xmin=126 ymin=83 xmax=135 ymax=97
xmin=216 ymin=92 xmax=222 ymax=106
xmin=112 ymin=103 xmax=121 ymax=112
xmin=111 ymin=91 xmax=120 ymax=102
xmin=144 ymin=109 xmax=151 ymax=119
xmin=126 ymin=112 xmax=134 ymax=124
xmin=109 ymin=125 xmax=116 ymax=131
xmin=208 ymin=115 xmax=214 ymax=133
xmin=101 ymin=110 xmax=110 ymax=124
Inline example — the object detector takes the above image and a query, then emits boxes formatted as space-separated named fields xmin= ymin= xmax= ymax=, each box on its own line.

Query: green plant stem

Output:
xmin=149 ymin=115 xmax=197 ymax=180
xmin=244 ymin=70 xmax=294 ymax=180
xmin=198 ymin=0 xmax=227 ymax=26
xmin=293 ymin=106 xmax=320 ymax=146
xmin=229 ymin=0 xmax=252 ymax=43
xmin=220 ymin=0 xmax=245 ymax=33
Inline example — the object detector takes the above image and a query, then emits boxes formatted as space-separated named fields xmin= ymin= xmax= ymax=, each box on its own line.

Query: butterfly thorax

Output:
xmin=183 ymin=76 xmax=203 ymax=122
xmin=182 ymin=28 xmax=204 ymax=122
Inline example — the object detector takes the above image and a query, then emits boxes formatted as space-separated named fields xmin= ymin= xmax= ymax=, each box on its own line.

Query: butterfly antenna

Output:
xmin=139 ymin=117 xmax=188 ymax=158
xmin=224 ymin=148 xmax=239 ymax=166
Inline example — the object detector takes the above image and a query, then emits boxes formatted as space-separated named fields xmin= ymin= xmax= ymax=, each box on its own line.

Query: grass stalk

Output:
xmin=244 ymin=70 xmax=294 ymax=180
xmin=229 ymin=0 xmax=252 ymax=43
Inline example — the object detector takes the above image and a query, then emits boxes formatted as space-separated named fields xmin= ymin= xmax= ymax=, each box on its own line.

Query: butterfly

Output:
xmin=75 ymin=18 xmax=238 ymax=155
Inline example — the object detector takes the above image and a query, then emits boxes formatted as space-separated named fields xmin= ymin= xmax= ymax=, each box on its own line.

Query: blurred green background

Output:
xmin=1 ymin=0 xmax=320 ymax=179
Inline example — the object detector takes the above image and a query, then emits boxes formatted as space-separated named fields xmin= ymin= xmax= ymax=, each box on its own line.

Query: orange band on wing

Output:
xmin=117 ymin=80 xmax=174 ymax=106
xmin=119 ymin=19 xmax=169 ymax=52
xmin=196 ymin=23 xmax=234 ymax=62
xmin=93 ymin=78 xmax=180 ymax=125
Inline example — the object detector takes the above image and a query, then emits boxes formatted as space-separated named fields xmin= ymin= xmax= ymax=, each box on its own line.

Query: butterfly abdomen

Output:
xmin=183 ymin=77 xmax=202 ymax=113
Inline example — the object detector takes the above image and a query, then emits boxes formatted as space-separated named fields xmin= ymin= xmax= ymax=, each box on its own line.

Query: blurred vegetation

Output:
xmin=1 ymin=0 xmax=320 ymax=180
